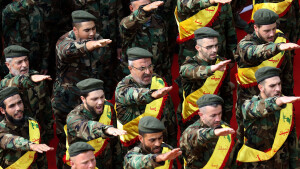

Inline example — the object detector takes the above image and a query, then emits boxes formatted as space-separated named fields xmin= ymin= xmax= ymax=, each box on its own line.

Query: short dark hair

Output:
xmin=72 ymin=22 xmax=82 ymax=28
xmin=254 ymin=24 xmax=262 ymax=28
xmin=80 ymin=92 xmax=89 ymax=98
xmin=0 ymin=102 xmax=6 ymax=109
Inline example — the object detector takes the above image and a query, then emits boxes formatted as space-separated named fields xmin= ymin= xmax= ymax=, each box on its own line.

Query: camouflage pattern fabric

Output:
xmin=70 ymin=0 xmax=125 ymax=99
xmin=119 ymin=5 xmax=172 ymax=85
xmin=177 ymin=55 xmax=233 ymax=131
xmin=124 ymin=143 xmax=177 ymax=169
xmin=115 ymin=74 xmax=179 ymax=149
xmin=234 ymin=31 xmax=294 ymax=155
xmin=66 ymin=102 xmax=123 ymax=169
xmin=0 ymin=117 xmax=48 ymax=168
xmin=0 ymin=70 xmax=54 ymax=144
xmin=238 ymin=95 xmax=298 ymax=168
xmin=180 ymin=120 xmax=234 ymax=169
xmin=176 ymin=1 xmax=237 ymax=65
xmin=2 ymin=0 xmax=50 ymax=72
xmin=53 ymin=30 xmax=105 ymax=168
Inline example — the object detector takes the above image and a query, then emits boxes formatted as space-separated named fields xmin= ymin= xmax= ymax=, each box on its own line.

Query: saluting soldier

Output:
xmin=65 ymin=78 xmax=126 ymax=169
xmin=236 ymin=67 xmax=299 ymax=168
xmin=124 ymin=116 xmax=182 ymax=169
xmin=0 ymin=87 xmax=53 ymax=168
xmin=178 ymin=27 xmax=233 ymax=131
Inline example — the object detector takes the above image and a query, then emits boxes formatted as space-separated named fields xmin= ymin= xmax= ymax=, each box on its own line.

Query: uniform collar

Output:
xmin=194 ymin=54 xmax=216 ymax=66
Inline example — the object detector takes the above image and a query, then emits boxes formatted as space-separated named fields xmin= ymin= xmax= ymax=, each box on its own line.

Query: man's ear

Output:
xmin=138 ymin=134 xmax=143 ymax=143
xmin=254 ymin=24 xmax=259 ymax=34
xmin=258 ymin=84 xmax=263 ymax=92
xmin=0 ymin=107 xmax=5 ymax=115
xmin=80 ymin=96 xmax=86 ymax=104
xmin=129 ymin=4 xmax=134 ymax=12
xmin=73 ymin=26 xmax=78 ymax=37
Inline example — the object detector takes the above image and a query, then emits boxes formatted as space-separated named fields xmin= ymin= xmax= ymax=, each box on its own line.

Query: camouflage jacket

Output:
xmin=179 ymin=55 xmax=233 ymax=126
xmin=2 ymin=0 xmax=49 ymax=71
xmin=180 ymin=120 xmax=233 ymax=169
xmin=66 ymin=102 xmax=123 ymax=169
xmin=53 ymin=30 xmax=105 ymax=113
xmin=124 ymin=143 xmax=176 ymax=169
xmin=176 ymin=1 xmax=237 ymax=62
xmin=119 ymin=6 xmax=172 ymax=84
xmin=239 ymin=95 xmax=298 ymax=169
xmin=0 ymin=117 xmax=45 ymax=168
xmin=115 ymin=74 xmax=179 ymax=148
xmin=252 ymin=0 xmax=300 ymax=43
xmin=0 ymin=70 xmax=53 ymax=144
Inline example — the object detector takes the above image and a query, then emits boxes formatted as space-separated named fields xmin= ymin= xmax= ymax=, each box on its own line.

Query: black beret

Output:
xmin=127 ymin=47 xmax=153 ymax=61
xmin=194 ymin=27 xmax=220 ymax=40
xmin=138 ymin=116 xmax=165 ymax=133
xmin=72 ymin=10 xmax=97 ymax=23
xmin=76 ymin=78 xmax=104 ymax=94
xmin=69 ymin=142 xmax=95 ymax=157
xmin=0 ymin=87 xmax=19 ymax=104
xmin=196 ymin=94 xmax=224 ymax=108
xmin=4 ymin=45 xmax=29 ymax=58
xmin=253 ymin=9 xmax=278 ymax=25
xmin=255 ymin=66 xmax=281 ymax=83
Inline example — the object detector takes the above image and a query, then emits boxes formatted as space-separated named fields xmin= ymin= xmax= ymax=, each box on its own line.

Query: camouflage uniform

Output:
xmin=178 ymin=55 xmax=233 ymax=131
xmin=53 ymin=30 xmax=105 ymax=168
xmin=66 ymin=102 xmax=122 ymax=169
xmin=234 ymin=31 xmax=294 ymax=154
xmin=0 ymin=117 xmax=47 ymax=168
xmin=250 ymin=0 xmax=300 ymax=43
xmin=119 ymin=5 xmax=173 ymax=85
xmin=124 ymin=143 xmax=177 ymax=169
xmin=115 ymin=74 xmax=179 ymax=149
xmin=2 ymin=0 xmax=50 ymax=72
xmin=176 ymin=1 xmax=237 ymax=65
xmin=0 ymin=70 xmax=53 ymax=144
xmin=180 ymin=120 xmax=234 ymax=169
xmin=239 ymin=95 xmax=298 ymax=168
xmin=70 ymin=0 xmax=124 ymax=99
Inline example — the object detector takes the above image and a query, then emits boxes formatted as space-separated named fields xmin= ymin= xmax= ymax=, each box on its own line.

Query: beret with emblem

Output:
xmin=196 ymin=94 xmax=224 ymax=108
xmin=4 ymin=45 xmax=29 ymax=58
xmin=255 ymin=66 xmax=281 ymax=84
xmin=194 ymin=27 xmax=220 ymax=40
xmin=0 ymin=87 xmax=19 ymax=104
xmin=138 ymin=116 xmax=165 ymax=133
xmin=127 ymin=47 xmax=153 ymax=61
xmin=72 ymin=10 xmax=97 ymax=23
xmin=253 ymin=9 xmax=278 ymax=25
xmin=69 ymin=142 xmax=95 ymax=157
xmin=76 ymin=78 xmax=104 ymax=94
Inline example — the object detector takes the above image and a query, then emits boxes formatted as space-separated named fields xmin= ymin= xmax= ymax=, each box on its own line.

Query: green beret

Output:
xmin=127 ymin=47 xmax=153 ymax=61
xmin=253 ymin=9 xmax=278 ymax=25
xmin=138 ymin=116 xmax=165 ymax=133
xmin=194 ymin=27 xmax=220 ymax=40
xmin=76 ymin=78 xmax=104 ymax=94
xmin=196 ymin=94 xmax=224 ymax=108
xmin=0 ymin=87 xmax=19 ymax=104
xmin=72 ymin=10 xmax=96 ymax=23
xmin=69 ymin=142 xmax=95 ymax=157
xmin=255 ymin=66 xmax=281 ymax=83
xmin=4 ymin=45 xmax=29 ymax=58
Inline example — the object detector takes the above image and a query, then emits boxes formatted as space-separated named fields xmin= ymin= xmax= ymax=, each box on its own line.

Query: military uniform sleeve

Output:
xmin=0 ymin=73 xmax=36 ymax=90
xmin=177 ymin=0 xmax=212 ymax=15
xmin=235 ymin=39 xmax=282 ymax=66
xmin=224 ymin=4 xmax=237 ymax=61
xmin=241 ymin=97 xmax=282 ymax=119
xmin=56 ymin=37 xmax=90 ymax=63
xmin=179 ymin=59 xmax=213 ymax=80
xmin=115 ymin=82 xmax=155 ymax=106
xmin=66 ymin=114 xmax=111 ymax=140
xmin=2 ymin=0 xmax=36 ymax=33
xmin=0 ymin=129 xmax=32 ymax=151
xmin=124 ymin=151 xmax=164 ymax=169
xmin=180 ymin=127 xmax=217 ymax=148
xmin=120 ymin=6 xmax=151 ymax=31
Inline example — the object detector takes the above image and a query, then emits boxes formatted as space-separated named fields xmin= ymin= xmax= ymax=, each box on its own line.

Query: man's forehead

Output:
xmin=133 ymin=58 xmax=152 ymax=65
xmin=80 ymin=21 xmax=96 ymax=29
xmin=12 ymin=56 xmax=27 ymax=62
xmin=4 ymin=94 xmax=21 ymax=105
